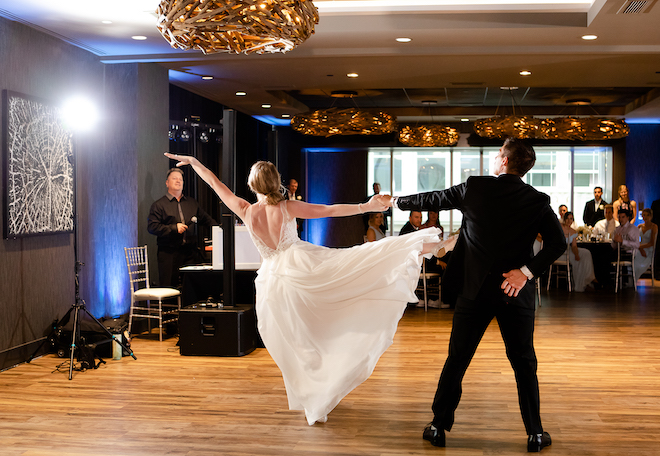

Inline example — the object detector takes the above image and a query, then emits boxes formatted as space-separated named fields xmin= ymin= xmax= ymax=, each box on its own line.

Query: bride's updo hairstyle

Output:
xmin=248 ymin=161 xmax=285 ymax=205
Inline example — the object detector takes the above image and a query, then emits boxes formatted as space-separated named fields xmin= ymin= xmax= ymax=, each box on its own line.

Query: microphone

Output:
xmin=190 ymin=216 xmax=197 ymax=224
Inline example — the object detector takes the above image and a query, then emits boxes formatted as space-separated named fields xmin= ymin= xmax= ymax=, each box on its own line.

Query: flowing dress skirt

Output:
xmin=255 ymin=228 xmax=440 ymax=424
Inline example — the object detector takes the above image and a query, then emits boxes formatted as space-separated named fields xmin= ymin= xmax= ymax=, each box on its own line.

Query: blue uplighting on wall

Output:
xmin=303 ymin=147 xmax=353 ymax=246
xmin=88 ymin=202 xmax=132 ymax=318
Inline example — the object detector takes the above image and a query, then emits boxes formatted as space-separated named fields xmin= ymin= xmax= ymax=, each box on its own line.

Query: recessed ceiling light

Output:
xmin=262 ymin=104 xmax=272 ymax=109
xmin=396 ymin=37 xmax=412 ymax=43
xmin=131 ymin=36 xmax=147 ymax=40
xmin=347 ymin=73 xmax=359 ymax=78
xmin=582 ymin=34 xmax=598 ymax=40
xmin=520 ymin=70 xmax=532 ymax=76
xmin=281 ymin=114 xmax=291 ymax=118
xmin=461 ymin=118 xmax=470 ymax=122
xmin=101 ymin=20 xmax=112 ymax=25
xmin=201 ymin=76 xmax=213 ymax=80
xmin=235 ymin=91 xmax=247 ymax=96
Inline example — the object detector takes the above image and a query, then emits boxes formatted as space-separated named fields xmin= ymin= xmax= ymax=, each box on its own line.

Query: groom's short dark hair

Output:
xmin=502 ymin=137 xmax=536 ymax=176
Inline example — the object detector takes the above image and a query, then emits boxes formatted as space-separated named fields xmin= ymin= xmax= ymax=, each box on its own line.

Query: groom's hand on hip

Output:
xmin=501 ymin=269 xmax=528 ymax=297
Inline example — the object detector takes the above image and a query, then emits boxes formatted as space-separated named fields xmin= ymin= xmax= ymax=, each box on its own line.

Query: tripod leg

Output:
xmin=80 ymin=307 xmax=137 ymax=360
xmin=69 ymin=305 xmax=81 ymax=380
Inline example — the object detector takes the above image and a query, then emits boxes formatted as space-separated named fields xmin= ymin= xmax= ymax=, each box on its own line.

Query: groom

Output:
xmin=380 ymin=137 xmax=565 ymax=452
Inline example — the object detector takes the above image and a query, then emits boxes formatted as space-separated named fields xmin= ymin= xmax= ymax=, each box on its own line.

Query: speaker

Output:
xmin=179 ymin=304 xmax=256 ymax=356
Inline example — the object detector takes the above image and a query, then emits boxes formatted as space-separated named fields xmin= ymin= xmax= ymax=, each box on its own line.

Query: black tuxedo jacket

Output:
xmin=399 ymin=221 xmax=418 ymax=236
xmin=397 ymin=174 xmax=565 ymax=308
xmin=583 ymin=198 xmax=607 ymax=227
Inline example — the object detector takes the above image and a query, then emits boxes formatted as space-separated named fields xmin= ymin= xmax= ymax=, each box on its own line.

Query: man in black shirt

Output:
xmin=148 ymin=168 xmax=215 ymax=287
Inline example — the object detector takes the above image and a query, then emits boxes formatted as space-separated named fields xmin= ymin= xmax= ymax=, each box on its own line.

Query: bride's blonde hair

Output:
xmin=248 ymin=161 xmax=285 ymax=205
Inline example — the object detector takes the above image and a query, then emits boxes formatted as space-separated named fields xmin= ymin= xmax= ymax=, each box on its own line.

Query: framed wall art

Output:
xmin=3 ymin=90 xmax=74 ymax=238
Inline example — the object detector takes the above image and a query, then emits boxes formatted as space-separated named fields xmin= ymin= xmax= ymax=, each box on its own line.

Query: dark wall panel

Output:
xmin=0 ymin=17 xmax=103 ymax=368
xmin=0 ymin=17 xmax=169 ymax=369
xmin=306 ymin=150 xmax=369 ymax=248
xmin=625 ymin=124 xmax=660 ymax=216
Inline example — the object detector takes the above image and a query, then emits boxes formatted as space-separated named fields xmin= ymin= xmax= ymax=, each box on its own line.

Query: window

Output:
xmin=368 ymin=145 xmax=613 ymax=234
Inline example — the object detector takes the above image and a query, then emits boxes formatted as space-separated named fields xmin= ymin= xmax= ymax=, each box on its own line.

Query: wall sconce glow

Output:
xmin=396 ymin=37 xmax=412 ymax=43
xmin=281 ymin=114 xmax=291 ymax=118
xmin=261 ymin=104 xmax=272 ymax=109
xmin=582 ymin=34 xmax=598 ymax=40
xmin=131 ymin=35 xmax=147 ymax=40
xmin=235 ymin=91 xmax=247 ymax=96
xmin=62 ymin=97 xmax=98 ymax=132
xmin=201 ymin=75 xmax=214 ymax=80
xmin=347 ymin=73 xmax=359 ymax=78
xmin=520 ymin=70 xmax=532 ymax=76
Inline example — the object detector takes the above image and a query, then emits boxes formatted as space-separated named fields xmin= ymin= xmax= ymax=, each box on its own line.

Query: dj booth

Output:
xmin=178 ymin=226 xmax=263 ymax=356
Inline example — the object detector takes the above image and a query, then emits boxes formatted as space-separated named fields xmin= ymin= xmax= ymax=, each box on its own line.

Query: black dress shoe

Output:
xmin=423 ymin=423 xmax=445 ymax=447
xmin=527 ymin=431 xmax=551 ymax=452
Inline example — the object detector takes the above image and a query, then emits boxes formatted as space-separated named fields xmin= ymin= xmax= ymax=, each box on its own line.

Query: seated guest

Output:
xmin=583 ymin=186 xmax=607 ymax=227
xmin=634 ymin=208 xmax=657 ymax=282
xmin=399 ymin=210 xmax=422 ymax=235
xmin=611 ymin=208 xmax=641 ymax=288
xmin=613 ymin=184 xmax=637 ymax=221
xmin=612 ymin=209 xmax=641 ymax=253
xmin=421 ymin=211 xmax=444 ymax=239
xmin=363 ymin=182 xmax=390 ymax=233
xmin=593 ymin=205 xmax=619 ymax=238
xmin=558 ymin=204 xmax=577 ymax=230
xmin=562 ymin=212 xmax=597 ymax=292
xmin=366 ymin=212 xmax=386 ymax=242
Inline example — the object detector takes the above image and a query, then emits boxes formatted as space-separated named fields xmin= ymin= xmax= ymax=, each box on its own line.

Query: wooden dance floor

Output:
xmin=2 ymin=281 xmax=659 ymax=455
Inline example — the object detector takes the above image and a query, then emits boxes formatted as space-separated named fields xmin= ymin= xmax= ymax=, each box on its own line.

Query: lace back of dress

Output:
xmin=278 ymin=200 xmax=300 ymax=252
xmin=247 ymin=200 xmax=299 ymax=260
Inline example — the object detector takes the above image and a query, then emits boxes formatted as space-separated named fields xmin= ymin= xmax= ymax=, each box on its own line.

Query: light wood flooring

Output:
xmin=1 ymin=281 xmax=659 ymax=456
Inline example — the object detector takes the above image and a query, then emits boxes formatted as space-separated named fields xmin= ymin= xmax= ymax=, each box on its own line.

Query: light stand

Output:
xmin=28 ymin=131 xmax=136 ymax=379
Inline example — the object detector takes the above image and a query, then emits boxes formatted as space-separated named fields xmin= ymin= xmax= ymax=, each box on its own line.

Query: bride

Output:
xmin=164 ymin=153 xmax=446 ymax=425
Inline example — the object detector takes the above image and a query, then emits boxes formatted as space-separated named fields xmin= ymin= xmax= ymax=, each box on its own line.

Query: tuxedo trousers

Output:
xmin=432 ymin=275 xmax=543 ymax=435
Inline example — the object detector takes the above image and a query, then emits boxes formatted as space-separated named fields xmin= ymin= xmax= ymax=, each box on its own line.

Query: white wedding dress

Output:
xmin=634 ymin=227 xmax=654 ymax=282
xmin=566 ymin=233 xmax=596 ymax=292
xmin=246 ymin=201 xmax=441 ymax=425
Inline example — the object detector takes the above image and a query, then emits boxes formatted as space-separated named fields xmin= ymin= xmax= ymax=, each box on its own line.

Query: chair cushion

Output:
xmin=134 ymin=288 xmax=181 ymax=300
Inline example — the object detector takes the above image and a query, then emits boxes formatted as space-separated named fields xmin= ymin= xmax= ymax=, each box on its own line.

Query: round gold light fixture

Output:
xmin=156 ymin=0 xmax=319 ymax=55
xmin=545 ymin=117 xmax=629 ymax=141
xmin=474 ymin=115 xmax=629 ymax=141
xmin=398 ymin=124 xmax=459 ymax=147
xmin=291 ymin=107 xmax=396 ymax=137
xmin=473 ymin=115 xmax=548 ymax=139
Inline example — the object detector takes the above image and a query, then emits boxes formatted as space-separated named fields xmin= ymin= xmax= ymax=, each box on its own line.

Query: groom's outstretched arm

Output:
xmin=379 ymin=184 xmax=467 ymax=212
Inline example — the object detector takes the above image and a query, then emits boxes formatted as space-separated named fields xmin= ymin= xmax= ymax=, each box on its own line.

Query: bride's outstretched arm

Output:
xmin=286 ymin=195 xmax=387 ymax=220
xmin=164 ymin=153 xmax=250 ymax=219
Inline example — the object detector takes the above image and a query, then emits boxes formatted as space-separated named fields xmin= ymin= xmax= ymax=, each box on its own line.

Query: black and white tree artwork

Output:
xmin=4 ymin=91 xmax=74 ymax=238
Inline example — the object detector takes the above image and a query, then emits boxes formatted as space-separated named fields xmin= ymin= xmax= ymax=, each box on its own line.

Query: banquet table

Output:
xmin=577 ymin=240 xmax=614 ymax=287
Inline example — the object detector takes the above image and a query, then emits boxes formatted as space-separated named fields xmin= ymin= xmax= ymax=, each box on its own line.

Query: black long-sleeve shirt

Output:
xmin=147 ymin=193 xmax=216 ymax=249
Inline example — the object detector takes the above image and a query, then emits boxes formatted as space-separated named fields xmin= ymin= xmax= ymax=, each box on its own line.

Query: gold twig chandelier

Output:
xmin=156 ymin=0 xmax=319 ymax=55
xmin=291 ymin=107 xmax=397 ymax=137
xmin=397 ymin=100 xmax=459 ymax=146
xmin=473 ymin=115 xmax=549 ymax=139
xmin=398 ymin=124 xmax=459 ymax=147
xmin=544 ymin=117 xmax=629 ymax=141
xmin=472 ymin=89 xmax=629 ymax=141
xmin=473 ymin=115 xmax=629 ymax=140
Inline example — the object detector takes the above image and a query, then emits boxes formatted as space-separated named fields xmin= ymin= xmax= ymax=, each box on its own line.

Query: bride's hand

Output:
xmin=164 ymin=152 xmax=196 ymax=167
xmin=368 ymin=194 xmax=389 ymax=211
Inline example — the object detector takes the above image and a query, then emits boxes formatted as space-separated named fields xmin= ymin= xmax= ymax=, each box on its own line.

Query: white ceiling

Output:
xmin=1 ymin=0 xmax=660 ymax=123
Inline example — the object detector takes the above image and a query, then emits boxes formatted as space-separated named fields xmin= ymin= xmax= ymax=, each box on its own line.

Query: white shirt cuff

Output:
xmin=520 ymin=265 xmax=534 ymax=280
xmin=391 ymin=196 xmax=399 ymax=209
